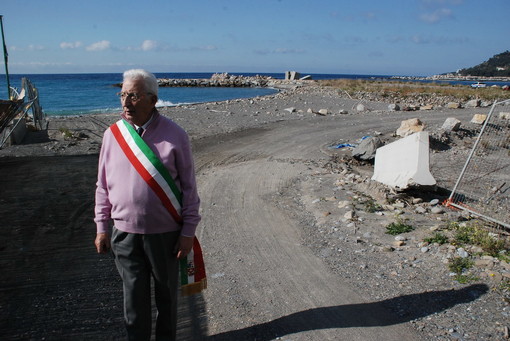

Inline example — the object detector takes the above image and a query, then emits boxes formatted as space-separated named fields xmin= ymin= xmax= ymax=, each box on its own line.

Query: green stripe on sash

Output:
xmin=121 ymin=120 xmax=183 ymax=204
xmin=179 ymin=258 xmax=189 ymax=285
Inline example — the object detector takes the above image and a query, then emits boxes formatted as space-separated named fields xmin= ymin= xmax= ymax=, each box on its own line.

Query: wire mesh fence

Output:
xmin=446 ymin=98 xmax=510 ymax=230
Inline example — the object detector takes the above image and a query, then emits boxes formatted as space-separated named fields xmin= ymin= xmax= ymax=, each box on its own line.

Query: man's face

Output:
xmin=120 ymin=78 xmax=157 ymax=126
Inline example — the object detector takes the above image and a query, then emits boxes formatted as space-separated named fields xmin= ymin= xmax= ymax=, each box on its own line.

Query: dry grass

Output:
xmin=318 ymin=79 xmax=510 ymax=102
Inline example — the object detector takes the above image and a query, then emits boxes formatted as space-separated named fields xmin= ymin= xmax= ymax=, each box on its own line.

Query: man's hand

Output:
xmin=175 ymin=235 xmax=194 ymax=259
xmin=95 ymin=233 xmax=111 ymax=254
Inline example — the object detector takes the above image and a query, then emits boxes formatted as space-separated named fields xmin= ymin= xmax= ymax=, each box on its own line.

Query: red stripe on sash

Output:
xmin=110 ymin=123 xmax=182 ymax=223
xmin=192 ymin=238 xmax=206 ymax=281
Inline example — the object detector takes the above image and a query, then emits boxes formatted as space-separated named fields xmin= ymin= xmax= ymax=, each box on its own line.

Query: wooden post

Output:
xmin=0 ymin=16 xmax=11 ymax=99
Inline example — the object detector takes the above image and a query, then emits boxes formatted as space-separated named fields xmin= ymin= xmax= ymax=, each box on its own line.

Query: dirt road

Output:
xmin=192 ymin=108 xmax=477 ymax=340
xmin=0 ymin=94 xmax=486 ymax=340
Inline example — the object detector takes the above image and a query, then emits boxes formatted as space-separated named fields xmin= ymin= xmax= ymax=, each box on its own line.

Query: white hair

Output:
xmin=122 ymin=69 xmax=159 ymax=96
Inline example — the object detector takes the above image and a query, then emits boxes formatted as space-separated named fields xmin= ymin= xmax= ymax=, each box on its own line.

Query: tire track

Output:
xmin=193 ymin=116 xmax=435 ymax=340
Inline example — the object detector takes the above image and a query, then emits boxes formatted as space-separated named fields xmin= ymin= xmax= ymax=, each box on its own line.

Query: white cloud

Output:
xmin=86 ymin=40 xmax=111 ymax=51
xmin=411 ymin=35 xmax=430 ymax=44
xmin=421 ymin=0 xmax=463 ymax=5
xmin=60 ymin=41 xmax=83 ymax=49
xmin=254 ymin=48 xmax=305 ymax=55
xmin=274 ymin=48 xmax=304 ymax=54
xmin=27 ymin=44 xmax=45 ymax=51
xmin=363 ymin=12 xmax=377 ymax=20
xmin=199 ymin=45 xmax=217 ymax=51
xmin=420 ymin=8 xmax=453 ymax=23
xmin=410 ymin=34 xmax=468 ymax=45
xmin=11 ymin=61 xmax=73 ymax=67
xmin=141 ymin=40 xmax=159 ymax=51
xmin=10 ymin=44 xmax=45 ymax=51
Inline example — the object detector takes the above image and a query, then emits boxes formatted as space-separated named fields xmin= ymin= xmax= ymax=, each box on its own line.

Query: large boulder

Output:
xmin=441 ymin=117 xmax=461 ymax=131
xmin=352 ymin=137 xmax=383 ymax=161
xmin=388 ymin=103 xmax=400 ymax=111
xmin=466 ymin=99 xmax=481 ymax=108
xmin=396 ymin=118 xmax=425 ymax=137
xmin=447 ymin=102 xmax=462 ymax=109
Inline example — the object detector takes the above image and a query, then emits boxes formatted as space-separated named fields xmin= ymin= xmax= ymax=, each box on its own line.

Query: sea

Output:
xmin=1 ymin=72 xmax=508 ymax=117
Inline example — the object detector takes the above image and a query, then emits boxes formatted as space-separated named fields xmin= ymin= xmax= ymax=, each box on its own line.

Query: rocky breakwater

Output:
xmin=157 ymin=72 xmax=273 ymax=87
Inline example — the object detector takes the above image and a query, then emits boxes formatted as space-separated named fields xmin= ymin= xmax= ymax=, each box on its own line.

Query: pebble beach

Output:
xmin=1 ymin=82 xmax=509 ymax=340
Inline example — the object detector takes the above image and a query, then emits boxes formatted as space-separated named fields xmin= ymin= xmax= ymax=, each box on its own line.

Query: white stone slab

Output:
xmin=372 ymin=131 xmax=436 ymax=189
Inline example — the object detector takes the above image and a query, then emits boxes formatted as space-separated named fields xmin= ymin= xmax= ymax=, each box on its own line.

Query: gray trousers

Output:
xmin=112 ymin=227 xmax=180 ymax=341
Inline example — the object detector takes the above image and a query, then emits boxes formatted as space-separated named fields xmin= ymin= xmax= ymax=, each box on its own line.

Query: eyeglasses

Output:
xmin=116 ymin=92 xmax=152 ymax=102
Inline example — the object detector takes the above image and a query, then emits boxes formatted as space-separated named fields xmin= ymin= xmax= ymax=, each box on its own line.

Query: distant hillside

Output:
xmin=457 ymin=51 xmax=510 ymax=77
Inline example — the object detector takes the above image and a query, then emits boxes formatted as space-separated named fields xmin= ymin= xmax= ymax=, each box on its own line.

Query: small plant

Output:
xmin=385 ymin=218 xmax=414 ymax=235
xmin=424 ymin=232 xmax=449 ymax=245
xmin=452 ymin=224 xmax=474 ymax=245
xmin=59 ymin=127 xmax=73 ymax=139
xmin=449 ymin=221 xmax=509 ymax=258
xmin=499 ymin=251 xmax=510 ymax=263
xmin=455 ymin=274 xmax=480 ymax=284
xmin=363 ymin=198 xmax=383 ymax=213
xmin=497 ymin=279 xmax=510 ymax=303
xmin=448 ymin=257 xmax=478 ymax=283
xmin=448 ymin=257 xmax=474 ymax=274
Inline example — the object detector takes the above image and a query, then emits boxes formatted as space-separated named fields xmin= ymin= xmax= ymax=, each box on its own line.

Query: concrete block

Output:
xmin=285 ymin=71 xmax=301 ymax=80
xmin=499 ymin=112 xmax=510 ymax=120
xmin=441 ymin=117 xmax=461 ymax=131
xmin=471 ymin=114 xmax=487 ymax=124
xmin=372 ymin=131 xmax=436 ymax=190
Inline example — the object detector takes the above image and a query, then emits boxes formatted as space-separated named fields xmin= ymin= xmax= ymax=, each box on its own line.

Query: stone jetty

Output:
xmin=158 ymin=72 xmax=273 ymax=87
xmin=113 ymin=72 xmax=276 ymax=88
xmin=114 ymin=72 xmax=313 ymax=89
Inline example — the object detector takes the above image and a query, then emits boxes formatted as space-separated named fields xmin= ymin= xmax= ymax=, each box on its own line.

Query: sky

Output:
xmin=1 ymin=0 xmax=509 ymax=76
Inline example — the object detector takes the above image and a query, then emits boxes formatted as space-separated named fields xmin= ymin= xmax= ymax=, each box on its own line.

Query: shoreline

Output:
xmin=0 ymin=82 xmax=501 ymax=158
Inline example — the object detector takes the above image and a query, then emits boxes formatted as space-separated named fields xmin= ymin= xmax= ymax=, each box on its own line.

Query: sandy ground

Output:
xmin=0 ymin=84 xmax=508 ymax=340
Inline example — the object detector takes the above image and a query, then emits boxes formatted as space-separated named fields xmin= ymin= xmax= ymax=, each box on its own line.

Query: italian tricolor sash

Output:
xmin=110 ymin=119 xmax=182 ymax=223
xmin=110 ymin=119 xmax=206 ymax=296
xmin=180 ymin=238 xmax=207 ymax=296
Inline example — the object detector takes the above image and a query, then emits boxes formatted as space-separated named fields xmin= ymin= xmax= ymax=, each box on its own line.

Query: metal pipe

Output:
xmin=448 ymin=202 xmax=510 ymax=230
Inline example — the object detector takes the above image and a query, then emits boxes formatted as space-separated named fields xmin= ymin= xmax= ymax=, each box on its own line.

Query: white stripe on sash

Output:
xmin=116 ymin=121 xmax=182 ymax=215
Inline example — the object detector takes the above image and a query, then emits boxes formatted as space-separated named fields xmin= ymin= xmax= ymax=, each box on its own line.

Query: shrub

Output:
xmin=363 ymin=198 xmax=383 ymax=213
xmin=385 ymin=219 xmax=414 ymax=235
xmin=424 ymin=232 xmax=449 ymax=245
xmin=448 ymin=257 xmax=474 ymax=274
xmin=449 ymin=221 xmax=509 ymax=258
xmin=59 ymin=127 xmax=73 ymax=139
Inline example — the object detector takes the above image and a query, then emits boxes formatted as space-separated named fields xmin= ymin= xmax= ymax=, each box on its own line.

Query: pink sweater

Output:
xmin=94 ymin=111 xmax=201 ymax=237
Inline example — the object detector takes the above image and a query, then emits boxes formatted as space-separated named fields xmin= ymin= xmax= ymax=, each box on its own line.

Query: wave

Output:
xmin=156 ymin=99 xmax=176 ymax=107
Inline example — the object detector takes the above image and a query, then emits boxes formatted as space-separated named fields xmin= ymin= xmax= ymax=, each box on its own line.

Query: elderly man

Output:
xmin=94 ymin=69 xmax=201 ymax=340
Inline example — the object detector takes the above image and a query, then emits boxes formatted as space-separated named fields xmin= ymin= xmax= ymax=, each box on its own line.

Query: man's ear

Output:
xmin=151 ymin=94 xmax=158 ymax=105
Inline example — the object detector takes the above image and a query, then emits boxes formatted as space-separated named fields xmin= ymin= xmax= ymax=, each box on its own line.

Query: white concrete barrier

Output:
xmin=372 ymin=131 xmax=436 ymax=189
